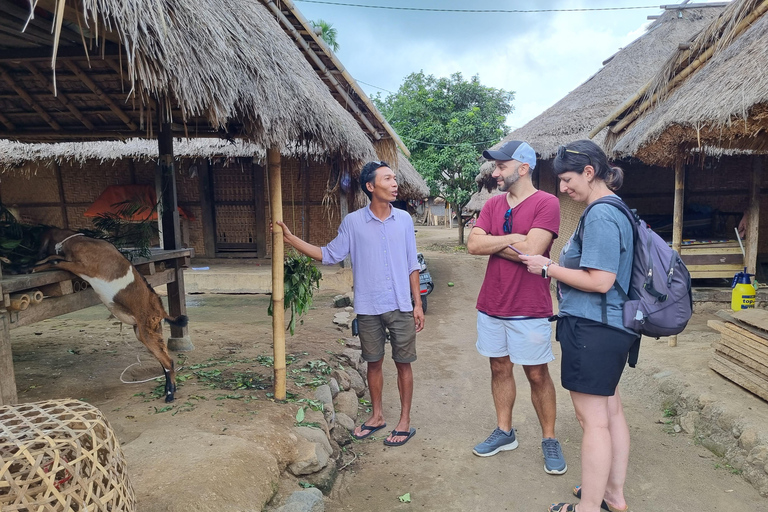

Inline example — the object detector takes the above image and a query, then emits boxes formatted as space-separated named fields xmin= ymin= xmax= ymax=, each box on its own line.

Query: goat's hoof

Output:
xmin=165 ymin=394 xmax=175 ymax=403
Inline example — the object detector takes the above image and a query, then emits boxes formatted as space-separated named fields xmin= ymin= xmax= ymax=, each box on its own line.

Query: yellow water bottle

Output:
xmin=731 ymin=267 xmax=756 ymax=311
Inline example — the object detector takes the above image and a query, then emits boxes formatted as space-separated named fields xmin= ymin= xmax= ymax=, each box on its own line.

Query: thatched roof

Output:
xmin=0 ymin=0 xmax=375 ymax=161
xmin=269 ymin=0 xmax=408 ymax=164
xmin=602 ymin=0 xmax=768 ymax=166
xmin=465 ymin=187 xmax=503 ymax=213
xmin=395 ymin=152 xmax=429 ymax=200
xmin=476 ymin=3 xmax=722 ymax=184
xmin=0 ymin=138 xmax=429 ymax=201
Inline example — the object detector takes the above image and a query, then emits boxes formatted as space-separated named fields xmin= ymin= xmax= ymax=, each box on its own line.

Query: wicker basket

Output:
xmin=0 ymin=399 xmax=135 ymax=511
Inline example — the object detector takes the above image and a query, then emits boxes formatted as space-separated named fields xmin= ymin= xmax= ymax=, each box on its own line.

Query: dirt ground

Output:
xmin=7 ymin=225 xmax=767 ymax=511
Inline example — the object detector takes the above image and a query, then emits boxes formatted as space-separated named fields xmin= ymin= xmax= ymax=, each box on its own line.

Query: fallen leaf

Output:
xmin=398 ymin=493 xmax=411 ymax=503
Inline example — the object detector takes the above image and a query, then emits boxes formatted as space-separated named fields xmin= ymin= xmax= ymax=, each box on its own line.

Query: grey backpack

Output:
xmin=577 ymin=195 xmax=693 ymax=338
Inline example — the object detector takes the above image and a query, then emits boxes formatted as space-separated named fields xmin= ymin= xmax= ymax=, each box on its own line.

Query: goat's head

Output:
xmin=37 ymin=228 xmax=78 ymax=259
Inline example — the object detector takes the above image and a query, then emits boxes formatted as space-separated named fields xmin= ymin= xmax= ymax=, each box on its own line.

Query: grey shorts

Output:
xmin=357 ymin=310 xmax=417 ymax=363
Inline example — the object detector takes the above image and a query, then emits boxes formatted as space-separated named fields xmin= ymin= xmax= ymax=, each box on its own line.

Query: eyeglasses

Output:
xmin=370 ymin=160 xmax=389 ymax=168
xmin=556 ymin=145 xmax=593 ymax=168
xmin=503 ymin=208 xmax=513 ymax=234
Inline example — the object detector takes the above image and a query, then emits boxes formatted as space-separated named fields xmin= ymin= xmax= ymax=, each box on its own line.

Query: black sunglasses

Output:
xmin=557 ymin=145 xmax=593 ymax=168
xmin=503 ymin=208 xmax=513 ymax=234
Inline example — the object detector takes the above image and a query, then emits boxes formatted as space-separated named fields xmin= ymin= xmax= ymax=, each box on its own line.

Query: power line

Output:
xmin=399 ymin=136 xmax=502 ymax=147
xmin=294 ymin=1 xmax=660 ymax=14
xmin=355 ymin=79 xmax=395 ymax=94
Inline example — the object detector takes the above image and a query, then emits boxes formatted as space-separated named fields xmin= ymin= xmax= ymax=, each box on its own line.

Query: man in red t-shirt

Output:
xmin=467 ymin=140 xmax=566 ymax=475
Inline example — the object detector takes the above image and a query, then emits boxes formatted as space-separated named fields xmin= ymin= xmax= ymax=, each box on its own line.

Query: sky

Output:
xmin=292 ymin=0 xmax=725 ymax=131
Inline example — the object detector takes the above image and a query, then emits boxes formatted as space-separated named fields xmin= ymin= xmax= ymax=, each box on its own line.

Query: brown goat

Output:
xmin=34 ymin=228 xmax=187 ymax=402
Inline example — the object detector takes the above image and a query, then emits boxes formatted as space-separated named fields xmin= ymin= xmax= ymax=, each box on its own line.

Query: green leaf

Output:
xmin=295 ymin=406 xmax=305 ymax=423
xmin=398 ymin=493 xmax=411 ymax=503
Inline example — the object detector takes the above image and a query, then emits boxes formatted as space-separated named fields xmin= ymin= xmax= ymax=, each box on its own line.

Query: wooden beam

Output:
xmin=745 ymin=156 xmax=762 ymax=275
xmin=670 ymin=155 xmax=685 ymax=348
xmin=197 ymin=158 xmax=217 ymax=257
xmin=0 ymin=64 xmax=62 ymax=131
xmin=24 ymin=62 xmax=95 ymax=130
xmin=0 ymin=110 xmax=15 ymax=131
xmin=0 ymin=44 xmax=121 ymax=63
xmin=62 ymin=59 xmax=138 ymax=131
xmin=0 ymin=312 xmax=18 ymax=405
xmin=269 ymin=146 xmax=286 ymax=400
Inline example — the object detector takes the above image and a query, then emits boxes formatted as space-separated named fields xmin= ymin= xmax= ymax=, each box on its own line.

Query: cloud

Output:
xmin=294 ymin=0 xmax=718 ymax=128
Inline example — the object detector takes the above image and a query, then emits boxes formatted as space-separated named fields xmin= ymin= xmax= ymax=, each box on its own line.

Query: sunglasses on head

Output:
xmin=370 ymin=160 xmax=389 ymax=168
xmin=556 ymin=145 xmax=593 ymax=168
xmin=503 ymin=208 xmax=513 ymax=234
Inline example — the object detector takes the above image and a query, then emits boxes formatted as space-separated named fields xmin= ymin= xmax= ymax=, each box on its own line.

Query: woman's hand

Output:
xmin=272 ymin=220 xmax=293 ymax=244
xmin=519 ymin=253 xmax=552 ymax=277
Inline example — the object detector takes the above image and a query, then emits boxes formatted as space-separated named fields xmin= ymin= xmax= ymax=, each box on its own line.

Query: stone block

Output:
xmin=288 ymin=441 xmax=329 ymax=476
xmin=333 ymin=390 xmax=359 ymax=420
xmin=346 ymin=368 xmax=366 ymax=397
xmin=330 ymin=369 xmax=351 ymax=391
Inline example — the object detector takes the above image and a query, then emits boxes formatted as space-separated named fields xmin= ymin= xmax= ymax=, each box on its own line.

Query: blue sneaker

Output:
xmin=473 ymin=427 xmax=518 ymax=457
xmin=542 ymin=437 xmax=567 ymax=474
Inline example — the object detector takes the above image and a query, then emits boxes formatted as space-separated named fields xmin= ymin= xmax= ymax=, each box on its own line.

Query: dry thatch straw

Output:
xmin=5 ymin=0 xmax=376 ymax=161
xmin=465 ymin=187 xmax=503 ymax=213
xmin=395 ymin=152 xmax=429 ymax=200
xmin=475 ymin=5 xmax=721 ymax=184
xmin=0 ymin=138 xmax=429 ymax=200
xmin=605 ymin=0 xmax=768 ymax=165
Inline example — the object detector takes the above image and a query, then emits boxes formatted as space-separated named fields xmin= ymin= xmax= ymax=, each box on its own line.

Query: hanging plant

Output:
xmin=268 ymin=252 xmax=323 ymax=335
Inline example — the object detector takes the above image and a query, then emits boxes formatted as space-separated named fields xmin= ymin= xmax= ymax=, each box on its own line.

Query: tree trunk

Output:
xmin=457 ymin=216 xmax=465 ymax=245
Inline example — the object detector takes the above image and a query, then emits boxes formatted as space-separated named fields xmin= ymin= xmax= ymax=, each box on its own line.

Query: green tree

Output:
xmin=374 ymin=72 xmax=513 ymax=244
xmin=310 ymin=19 xmax=339 ymax=53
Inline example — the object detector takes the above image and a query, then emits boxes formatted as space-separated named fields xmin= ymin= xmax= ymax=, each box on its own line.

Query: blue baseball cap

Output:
xmin=483 ymin=140 xmax=537 ymax=170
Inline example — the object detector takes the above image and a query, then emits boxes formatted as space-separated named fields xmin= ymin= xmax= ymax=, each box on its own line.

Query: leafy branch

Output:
xmin=268 ymin=252 xmax=322 ymax=335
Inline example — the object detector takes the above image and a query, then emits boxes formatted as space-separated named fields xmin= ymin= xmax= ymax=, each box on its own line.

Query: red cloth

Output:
xmin=475 ymin=191 xmax=560 ymax=318
xmin=84 ymin=185 xmax=193 ymax=221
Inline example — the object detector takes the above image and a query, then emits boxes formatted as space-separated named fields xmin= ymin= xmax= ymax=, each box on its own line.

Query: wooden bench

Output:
xmin=679 ymin=241 xmax=744 ymax=279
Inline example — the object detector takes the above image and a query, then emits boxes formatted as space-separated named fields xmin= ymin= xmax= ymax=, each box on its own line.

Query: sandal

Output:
xmin=548 ymin=504 xmax=576 ymax=512
xmin=572 ymin=485 xmax=628 ymax=512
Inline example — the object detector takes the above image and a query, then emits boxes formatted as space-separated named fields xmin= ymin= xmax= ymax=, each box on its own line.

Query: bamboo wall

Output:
xmin=0 ymin=156 xmax=342 ymax=258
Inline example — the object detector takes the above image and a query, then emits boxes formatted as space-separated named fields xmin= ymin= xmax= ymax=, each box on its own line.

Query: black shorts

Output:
xmin=555 ymin=316 xmax=640 ymax=396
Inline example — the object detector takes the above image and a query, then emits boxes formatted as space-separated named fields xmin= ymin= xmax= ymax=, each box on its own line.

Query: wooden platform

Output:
xmin=0 ymin=248 xmax=192 ymax=406
xmin=680 ymin=241 xmax=744 ymax=279
xmin=708 ymin=309 xmax=768 ymax=401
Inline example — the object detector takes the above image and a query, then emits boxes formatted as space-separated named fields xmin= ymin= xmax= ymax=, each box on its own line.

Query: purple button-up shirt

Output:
xmin=322 ymin=204 xmax=420 ymax=315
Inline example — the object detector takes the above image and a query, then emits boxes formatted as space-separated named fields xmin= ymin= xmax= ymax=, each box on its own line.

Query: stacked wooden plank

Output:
xmin=708 ymin=309 xmax=768 ymax=401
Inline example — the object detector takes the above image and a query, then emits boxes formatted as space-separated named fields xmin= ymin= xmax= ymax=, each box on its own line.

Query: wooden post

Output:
xmin=302 ymin=158 xmax=310 ymax=241
xmin=745 ymin=156 xmax=762 ymax=275
xmin=156 ymin=119 xmax=192 ymax=351
xmin=254 ymin=162 xmax=267 ymax=258
xmin=445 ymin=202 xmax=450 ymax=228
xmin=0 ymin=253 xmax=16 ymax=405
xmin=339 ymin=181 xmax=351 ymax=269
xmin=269 ymin=147 xmax=286 ymax=401
xmin=670 ymin=155 xmax=686 ymax=347
xmin=197 ymin=159 xmax=217 ymax=258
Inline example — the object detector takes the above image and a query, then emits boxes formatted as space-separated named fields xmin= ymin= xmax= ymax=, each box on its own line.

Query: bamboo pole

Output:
xmin=670 ymin=155 xmax=686 ymax=348
xmin=269 ymin=146 xmax=286 ymax=401
xmin=745 ymin=156 xmax=762 ymax=275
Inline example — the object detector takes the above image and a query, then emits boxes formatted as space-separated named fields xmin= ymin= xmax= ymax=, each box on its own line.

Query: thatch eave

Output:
xmin=0 ymin=0 xmax=376 ymax=162
xmin=602 ymin=0 xmax=768 ymax=164
xmin=606 ymin=0 xmax=768 ymax=165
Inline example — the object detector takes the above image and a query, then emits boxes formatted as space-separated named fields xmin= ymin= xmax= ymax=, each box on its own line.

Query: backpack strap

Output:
xmin=575 ymin=195 xmax=637 ymax=323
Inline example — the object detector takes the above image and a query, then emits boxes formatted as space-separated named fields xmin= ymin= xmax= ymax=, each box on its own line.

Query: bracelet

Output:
xmin=541 ymin=264 xmax=549 ymax=279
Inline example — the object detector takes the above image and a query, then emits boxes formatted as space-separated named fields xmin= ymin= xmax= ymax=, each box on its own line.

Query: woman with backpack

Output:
xmin=520 ymin=140 xmax=639 ymax=512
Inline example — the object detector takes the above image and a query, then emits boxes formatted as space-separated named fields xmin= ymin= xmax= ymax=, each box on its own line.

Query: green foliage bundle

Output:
xmin=373 ymin=71 xmax=514 ymax=243
xmin=310 ymin=19 xmax=340 ymax=52
xmin=269 ymin=252 xmax=323 ymax=336
xmin=90 ymin=199 xmax=157 ymax=260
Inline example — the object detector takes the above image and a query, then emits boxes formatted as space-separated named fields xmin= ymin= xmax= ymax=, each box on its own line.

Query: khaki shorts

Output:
xmin=357 ymin=310 xmax=417 ymax=363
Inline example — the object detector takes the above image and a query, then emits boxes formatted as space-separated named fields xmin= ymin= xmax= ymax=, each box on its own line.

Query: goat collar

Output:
xmin=55 ymin=233 xmax=85 ymax=255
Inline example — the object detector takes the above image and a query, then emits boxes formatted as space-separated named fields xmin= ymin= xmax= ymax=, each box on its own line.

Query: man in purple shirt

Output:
xmin=276 ymin=160 xmax=424 ymax=447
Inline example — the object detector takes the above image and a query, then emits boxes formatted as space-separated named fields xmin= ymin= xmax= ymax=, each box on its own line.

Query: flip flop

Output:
xmin=572 ymin=485 xmax=628 ymax=512
xmin=548 ymin=504 xmax=576 ymax=512
xmin=351 ymin=422 xmax=386 ymax=440
xmin=383 ymin=427 xmax=416 ymax=447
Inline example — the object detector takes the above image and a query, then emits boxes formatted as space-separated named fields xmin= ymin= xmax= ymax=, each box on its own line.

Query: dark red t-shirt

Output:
xmin=475 ymin=190 xmax=560 ymax=318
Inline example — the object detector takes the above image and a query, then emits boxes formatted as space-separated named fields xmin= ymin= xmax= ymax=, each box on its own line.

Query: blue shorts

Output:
xmin=476 ymin=312 xmax=555 ymax=365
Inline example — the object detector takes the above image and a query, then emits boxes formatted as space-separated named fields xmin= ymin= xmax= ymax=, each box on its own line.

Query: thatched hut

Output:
xmin=468 ymin=2 xmax=723 ymax=261
xmin=0 ymin=0 xmax=417 ymax=259
xmin=598 ymin=0 xmax=768 ymax=278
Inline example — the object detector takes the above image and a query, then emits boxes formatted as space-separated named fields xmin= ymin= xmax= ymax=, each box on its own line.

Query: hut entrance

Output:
xmin=212 ymin=160 xmax=266 ymax=257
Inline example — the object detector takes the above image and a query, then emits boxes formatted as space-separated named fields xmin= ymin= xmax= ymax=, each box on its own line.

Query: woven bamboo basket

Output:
xmin=0 ymin=399 xmax=135 ymax=511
